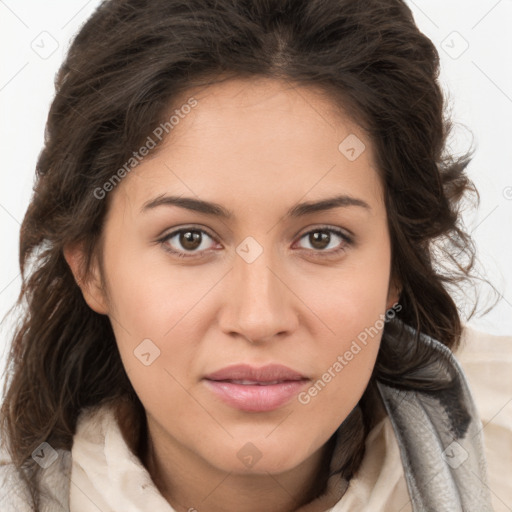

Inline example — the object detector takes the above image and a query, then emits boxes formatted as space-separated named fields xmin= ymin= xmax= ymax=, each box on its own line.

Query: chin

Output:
xmin=204 ymin=437 xmax=310 ymax=476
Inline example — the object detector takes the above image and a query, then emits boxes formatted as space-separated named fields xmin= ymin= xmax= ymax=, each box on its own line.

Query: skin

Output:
xmin=65 ymin=76 xmax=400 ymax=512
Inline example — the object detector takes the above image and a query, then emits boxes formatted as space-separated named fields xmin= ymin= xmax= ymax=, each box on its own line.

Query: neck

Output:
xmin=142 ymin=419 xmax=337 ymax=512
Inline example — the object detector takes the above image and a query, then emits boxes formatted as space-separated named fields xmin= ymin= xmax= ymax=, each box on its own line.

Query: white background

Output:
xmin=1 ymin=0 xmax=511 ymax=378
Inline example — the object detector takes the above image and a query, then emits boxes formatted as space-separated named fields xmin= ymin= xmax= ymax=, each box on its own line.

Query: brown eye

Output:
xmin=180 ymin=230 xmax=202 ymax=250
xmin=160 ymin=227 xmax=217 ymax=258
xmin=296 ymin=227 xmax=352 ymax=255
xmin=308 ymin=231 xmax=331 ymax=250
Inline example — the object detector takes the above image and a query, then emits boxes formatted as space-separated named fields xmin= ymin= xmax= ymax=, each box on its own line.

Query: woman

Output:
xmin=0 ymin=0 xmax=500 ymax=510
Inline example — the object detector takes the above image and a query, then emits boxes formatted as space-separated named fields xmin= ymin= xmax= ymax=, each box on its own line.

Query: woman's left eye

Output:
xmin=294 ymin=228 xmax=352 ymax=256
xmin=158 ymin=226 xmax=352 ymax=259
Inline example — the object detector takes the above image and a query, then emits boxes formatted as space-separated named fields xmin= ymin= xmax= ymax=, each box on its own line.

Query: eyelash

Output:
xmin=157 ymin=225 xmax=353 ymax=259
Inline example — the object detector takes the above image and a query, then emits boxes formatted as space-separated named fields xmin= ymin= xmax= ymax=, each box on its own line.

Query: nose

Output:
xmin=219 ymin=244 xmax=298 ymax=344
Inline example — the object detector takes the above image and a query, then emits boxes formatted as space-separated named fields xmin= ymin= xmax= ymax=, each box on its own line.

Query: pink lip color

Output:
xmin=203 ymin=364 xmax=309 ymax=412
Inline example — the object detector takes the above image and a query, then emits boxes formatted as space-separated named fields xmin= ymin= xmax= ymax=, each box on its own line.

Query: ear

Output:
xmin=63 ymin=242 xmax=109 ymax=315
xmin=386 ymin=275 xmax=402 ymax=311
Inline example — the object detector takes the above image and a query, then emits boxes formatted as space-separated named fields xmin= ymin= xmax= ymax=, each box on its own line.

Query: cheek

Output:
xmin=100 ymin=244 xmax=205 ymax=399
xmin=296 ymin=310 xmax=384 ymax=442
xmin=103 ymin=240 xmax=214 ymax=340
xmin=293 ymin=250 xmax=390 ymax=423
xmin=299 ymin=249 xmax=391 ymax=347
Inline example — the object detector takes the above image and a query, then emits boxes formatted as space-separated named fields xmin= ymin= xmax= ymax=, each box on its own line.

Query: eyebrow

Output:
xmin=140 ymin=193 xmax=371 ymax=219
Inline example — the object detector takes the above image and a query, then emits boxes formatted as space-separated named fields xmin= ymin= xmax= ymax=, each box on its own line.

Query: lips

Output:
xmin=205 ymin=364 xmax=306 ymax=382
xmin=203 ymin=364 xmax=309 ymax=412
xmin=221 ymin=379 xmax=284 ymax=385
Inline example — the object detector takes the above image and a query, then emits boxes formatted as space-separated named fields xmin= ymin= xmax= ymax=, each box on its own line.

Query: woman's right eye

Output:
xmin=158 ymin=227 xmax=218 ymax=259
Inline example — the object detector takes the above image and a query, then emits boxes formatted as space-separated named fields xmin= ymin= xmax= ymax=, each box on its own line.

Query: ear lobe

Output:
xmin=63 ymin=243 xmax=109 ymax=315
xmin=386 ymin=276 xmax=402 ymax=311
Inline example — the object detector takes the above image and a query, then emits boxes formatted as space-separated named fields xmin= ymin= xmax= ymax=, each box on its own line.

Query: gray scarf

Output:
xmin=376 ymin=320 xmax=493 ymax=511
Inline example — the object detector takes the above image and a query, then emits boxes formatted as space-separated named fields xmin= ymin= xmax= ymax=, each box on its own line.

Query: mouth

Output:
xmin=218 ymin=379 xmax=293 ymax=385
xmin=203 ymin=364 xmax=309 ymax=412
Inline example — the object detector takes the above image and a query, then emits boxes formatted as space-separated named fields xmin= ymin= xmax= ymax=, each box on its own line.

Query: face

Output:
xmin=68 ymin=76 xmax=399 ymax=477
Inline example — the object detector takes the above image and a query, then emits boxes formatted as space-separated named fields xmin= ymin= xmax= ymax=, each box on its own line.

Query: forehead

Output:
xmin=169 ymin=76 xmax=363 ymax=147
xmin=111 ymin=76 xmax=384 ymax=219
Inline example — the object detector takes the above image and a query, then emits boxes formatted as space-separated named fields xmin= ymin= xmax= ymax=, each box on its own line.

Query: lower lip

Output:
xmin=204 ymin=379 xmax=309 ymax=412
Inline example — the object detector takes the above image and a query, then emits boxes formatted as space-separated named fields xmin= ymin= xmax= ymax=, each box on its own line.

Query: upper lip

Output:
xmin=204 ymin=364 xmax=307 ymax=382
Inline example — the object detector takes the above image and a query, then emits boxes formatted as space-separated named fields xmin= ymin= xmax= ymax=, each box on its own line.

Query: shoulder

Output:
xmin=456 ymin=324 xmax=512 ymax=392
xmin=455 ymin=324 xmax=512 ymax=427
xmin=0 ymin=443 xmax=72 ymax=512
xmin=455 ymin=324 xmax=512 ymax=512
xmin=0 ymin=456 xmax=32 ymax=511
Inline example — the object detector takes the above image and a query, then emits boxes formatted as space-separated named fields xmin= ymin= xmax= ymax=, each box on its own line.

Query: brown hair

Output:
xmin=0 ymin=0 xmax=496 ymax=508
